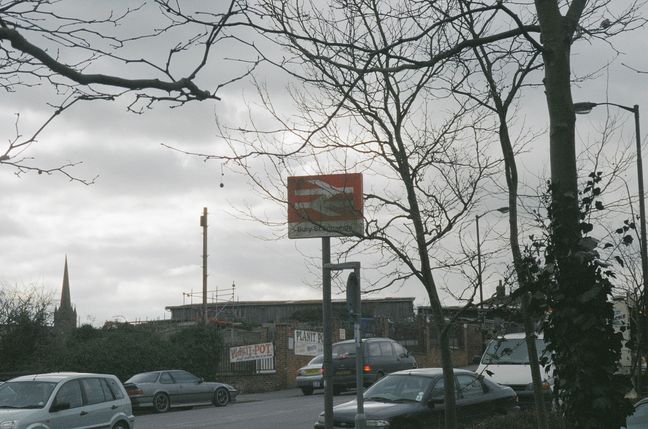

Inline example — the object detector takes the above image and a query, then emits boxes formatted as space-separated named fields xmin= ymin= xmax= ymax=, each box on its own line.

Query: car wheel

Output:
xmin=213 ymin=387 xmax=230 ymax=407
xmin=153 ymin=392 xmax=170 ymax=413
xmin=301 ymin=386 xmax=314 ymax=396
xmin=112 ymin=422 xmax=129 ymax=429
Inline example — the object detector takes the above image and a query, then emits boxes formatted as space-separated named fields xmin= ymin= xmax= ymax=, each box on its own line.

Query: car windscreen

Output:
xmin=332 ymin=343 xmax=356 ymax=358
xmin=309 ymin=355 xmax=324 ymax=365
xmin=0 ymin=381 xmax=57 ymax=409
xmin=481 ymin=338 xmax=548 ymax=365
xmin=364 ymin=374 xmax=434 ymax=403
xmin=126 ymin=373 xmax=159 ymax=384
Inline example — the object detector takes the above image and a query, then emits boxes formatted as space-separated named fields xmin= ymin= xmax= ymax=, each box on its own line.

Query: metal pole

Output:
xmin=634 ymin=105 xmax=648 ymax=296
xmin=322 ymin=237 xmax=333 ymax=429
xmin=476 ymin=214 xmax=484 ymax=336
xmin=202 ymin=207 xmax=208 ymax=324
xmin=634 ymin=106 xmax=648 ymax=395
xmin=353 ymin=267 xmax=366 ymax=429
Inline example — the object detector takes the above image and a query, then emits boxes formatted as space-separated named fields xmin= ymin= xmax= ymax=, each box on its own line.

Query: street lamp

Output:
xmin=574 ymin=102 xmax=648 ymax=310
xmin=476 ymin=206 xmax=510 ymax=334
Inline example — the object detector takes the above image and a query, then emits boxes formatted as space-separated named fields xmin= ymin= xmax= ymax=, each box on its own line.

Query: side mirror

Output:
xmin=198 ymin=378 xmax=204 ymax=384
xmin=427 ymin=397 xmax=444 ymax=408
xmin=472 ymin=355 xmax=482 ymax=365
xmin=51 ymin=402 xmax=71 ymax=412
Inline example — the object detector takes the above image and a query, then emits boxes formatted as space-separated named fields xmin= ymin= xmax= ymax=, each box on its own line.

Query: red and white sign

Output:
xmin=229 ymin=342 xmax=274 ymax=363
xmin=287 ymin=173 xmax=363 ymax=239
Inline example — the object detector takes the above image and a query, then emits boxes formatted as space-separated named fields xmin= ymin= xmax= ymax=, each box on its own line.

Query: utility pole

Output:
xmin=200 ymin=207 xmax=208 ymax=324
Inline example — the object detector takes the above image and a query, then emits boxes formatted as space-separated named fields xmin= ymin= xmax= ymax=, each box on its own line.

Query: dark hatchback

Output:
xmin=332 ymin=337 xmax=417 ymax=395
xmin=315 ymin=368 xmax=518 ymax=429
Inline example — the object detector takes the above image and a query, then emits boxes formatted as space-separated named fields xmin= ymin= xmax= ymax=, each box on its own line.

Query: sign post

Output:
xmin=327 ymin=262 xmax=364 ymax=429
xmin=287 ymin=173 xmax=364 ymax=429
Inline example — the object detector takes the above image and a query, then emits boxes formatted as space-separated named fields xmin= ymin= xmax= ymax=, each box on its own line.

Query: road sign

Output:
xmin=287 ymin=173 xmax=363 ymax=239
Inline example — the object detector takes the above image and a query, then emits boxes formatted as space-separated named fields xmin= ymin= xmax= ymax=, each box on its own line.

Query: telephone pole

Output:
xmin=200 ymin=207 xmax=208 ymax=324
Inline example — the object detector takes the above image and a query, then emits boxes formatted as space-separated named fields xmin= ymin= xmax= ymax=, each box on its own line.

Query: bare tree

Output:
xmin=205 ymin=3 xmax=512 ymax=427
xmin=0 ymin=0 xmax=251 ymax=181
xmin=171 ymin=0 xmax=644 ymax=426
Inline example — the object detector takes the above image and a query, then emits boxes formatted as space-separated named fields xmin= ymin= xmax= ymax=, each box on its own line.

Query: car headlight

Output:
xmin=366 ymin=419 xmax=390 ymax=428
xmin=317 ymin=413 xmax=325 ymax=424
xmin=526 ymin=381 xmax=552 ymax=391
xmin=0 ymin=421 xmax=16 ymax=429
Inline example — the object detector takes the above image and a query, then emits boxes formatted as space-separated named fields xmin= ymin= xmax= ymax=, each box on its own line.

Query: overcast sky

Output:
xmin=1 ymin=2 xmax=647 ymax=326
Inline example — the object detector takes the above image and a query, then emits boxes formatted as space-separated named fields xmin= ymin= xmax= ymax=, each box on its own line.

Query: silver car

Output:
xmin=0 ymin=372 xmax=135 ymax=429
xmin=296 ymin=355 xmax=324 ymax=395
xmin=124 ymin=370 xmax=238 ymax=413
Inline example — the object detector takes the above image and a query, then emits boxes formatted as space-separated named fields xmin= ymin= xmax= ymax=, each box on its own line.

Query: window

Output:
xmin=105 ymin=378 xmax=124 ymax=399
xmin=378 ymin=341 xmax=394 ymax=357
xmin=100 ymin=378 xmax=116 ymax=401
xmin=429 ymin=377 xmax=445 ymax=398
xmin=393 ymin=342 xmax=407 ymax=357
xmin=481 ymin=338 xmax=547 ymax=365
xmin=80 ymin=378 xmax=106 ymax=405
xmin=456 ymin=374 xmax=484 ymax=399
xmin=127 ymin=372 xmax=158 ymax=384
xmin=160 ymin=373 xmax=174 ymax=384
xmin=0 ymin=381 xmax=56 ymax=409
xmin=367 ymin=342 xmax=382 ymax=357
xmin=54 ymin=380 xmax=83 ymax=409
xmin=171 ymin=371 xmax=199 ymax=383
xmin=333 ymin=342 xmax=356 ymax=357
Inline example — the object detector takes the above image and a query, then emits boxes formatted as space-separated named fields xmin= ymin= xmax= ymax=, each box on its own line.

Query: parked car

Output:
xmin=123 ymin=369 xmax=238 ymax=413
xmin=625 ymin=397 xmax=648 ymax=428
xmin=0 ymin=372 xmax=135 ymax=429
xmin=314 ymin=368 xmax=518 ymax=429
xmin=477 ymin=332 xmax=553 ymax=408
xmin=296 ymin=354 xmax=324 ymax=395
xmin=332 ymin=337 xmax=417 ymax=395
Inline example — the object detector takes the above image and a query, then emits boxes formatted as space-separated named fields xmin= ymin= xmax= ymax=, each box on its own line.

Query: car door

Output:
xmin=170 ymin=370 xmax=208 ymax=405
xmin=393 ymin=342 xmax=415 ymax=371
xmin=159 ymin=371 xmax=183 ymax=405
xmin=455 ymin=373 xmax=491 ymax=423
xmin=78 ymin=377 xmax=114 ymax=428
xmin=48 ymin=379 xmax=91 ymax=429
xmin=420 ymin=376 xmax=451 ymax=428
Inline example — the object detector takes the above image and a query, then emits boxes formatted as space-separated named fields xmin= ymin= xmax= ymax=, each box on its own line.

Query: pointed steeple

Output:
xmin=60 ymin=256 xmax=73 ymax=311
xmin=54 ymin=255 xmax=77 ymax=336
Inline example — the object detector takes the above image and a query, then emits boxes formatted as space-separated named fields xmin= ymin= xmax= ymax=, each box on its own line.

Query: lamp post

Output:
xmin=476 ymin=206 xmax=510 ymax=338
xmin=575 ymin=102 xmax=647 ymax=391
xmin=574 ymin=102 xmax=648 ymax=304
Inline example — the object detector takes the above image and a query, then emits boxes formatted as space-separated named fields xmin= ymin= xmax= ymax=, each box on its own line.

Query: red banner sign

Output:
xmin=287 ymin=173 xmax=363 ymax=239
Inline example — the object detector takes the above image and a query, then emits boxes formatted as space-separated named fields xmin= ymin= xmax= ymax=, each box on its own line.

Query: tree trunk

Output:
xmin=498 ymin=117 xmax=550 ymax=429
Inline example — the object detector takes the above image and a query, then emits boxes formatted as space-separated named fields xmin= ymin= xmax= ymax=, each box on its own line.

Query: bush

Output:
xmin=28 ymin=323 xmax=225 ymax=381
xmin=461 ymin=410 xmax=565 ymax=429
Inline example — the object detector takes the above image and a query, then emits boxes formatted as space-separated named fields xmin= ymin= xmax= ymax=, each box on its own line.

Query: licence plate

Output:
xmin=313 ymin=381 xmax=321 ymax=388
xmin=336 ymin=370 xmax=352 ymax=376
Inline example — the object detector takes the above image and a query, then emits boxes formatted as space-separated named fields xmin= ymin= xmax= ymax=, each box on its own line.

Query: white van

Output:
xmin=477 ymin=332 xmax=553 ymax=407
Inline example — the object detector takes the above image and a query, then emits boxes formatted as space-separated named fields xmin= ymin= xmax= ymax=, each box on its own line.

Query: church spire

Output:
xmin=54 ymin=255 xmax=77 ymax=336
xmin=60 ymin=255 xmax=72 ymax=311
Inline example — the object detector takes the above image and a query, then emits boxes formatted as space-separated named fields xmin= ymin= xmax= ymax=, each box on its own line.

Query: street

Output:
xmin=134 ymin=388 xmax=351 ymax=429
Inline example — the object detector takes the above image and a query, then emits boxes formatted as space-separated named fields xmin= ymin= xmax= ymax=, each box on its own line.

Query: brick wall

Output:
xmin=220 ymin=319 xmax=483 ymax=393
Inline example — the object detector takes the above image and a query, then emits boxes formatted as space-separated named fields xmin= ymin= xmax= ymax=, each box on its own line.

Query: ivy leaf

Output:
xmin=614 ymin=255 xmax=625 ymax=267
xmin=595 ymin=201 xmax=604 ymax=210
xmin=623 ymin=235 xmax=634 ymax=245
xmin=603 ymin=243 xmax=614 ymax=249
xmin=580 ymin=222 xmax=594 ymax=233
